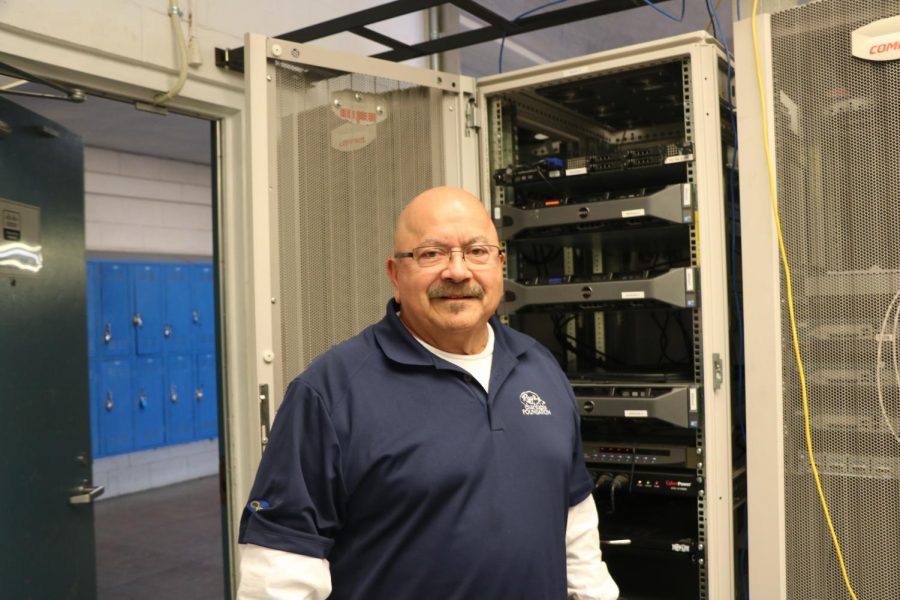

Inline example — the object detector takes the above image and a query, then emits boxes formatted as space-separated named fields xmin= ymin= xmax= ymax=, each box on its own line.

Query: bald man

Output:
xmin=238 ymin=187 xmax=619 ymax=600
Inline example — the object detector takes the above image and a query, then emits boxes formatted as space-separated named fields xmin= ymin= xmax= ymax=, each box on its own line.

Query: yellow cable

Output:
xmin=750 ymin=2 xmax=858 ymax=598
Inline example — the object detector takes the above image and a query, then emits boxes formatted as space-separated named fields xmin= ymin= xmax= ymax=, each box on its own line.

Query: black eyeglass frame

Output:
xmin=393 ymin=244 xmax=504 ymax=266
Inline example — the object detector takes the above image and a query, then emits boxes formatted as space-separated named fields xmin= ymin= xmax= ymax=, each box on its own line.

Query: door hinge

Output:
xmin=465 ymin=97 xmax=480 ymax=136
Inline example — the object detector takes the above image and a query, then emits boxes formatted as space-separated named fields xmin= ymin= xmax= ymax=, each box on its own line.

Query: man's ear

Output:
xmin=386 ymin=257 xmax=401 ymax=302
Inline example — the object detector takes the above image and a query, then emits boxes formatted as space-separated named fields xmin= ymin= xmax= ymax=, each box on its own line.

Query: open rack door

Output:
xmin=229 ymin=32 xmax=478 ymax=581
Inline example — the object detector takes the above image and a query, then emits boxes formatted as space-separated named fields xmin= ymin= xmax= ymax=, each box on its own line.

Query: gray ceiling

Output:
xmin=0 ymin=80 xmax=212 ymax=165
xmin=0 ymin=1 xmax=732 ymax=167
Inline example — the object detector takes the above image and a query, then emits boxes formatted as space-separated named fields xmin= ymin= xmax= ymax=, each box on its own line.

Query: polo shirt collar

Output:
xmin=374 ymin=299 xmax=534 ymax=368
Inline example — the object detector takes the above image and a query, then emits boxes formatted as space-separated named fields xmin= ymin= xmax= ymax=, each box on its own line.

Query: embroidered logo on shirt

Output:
xmin=247 ymin=499 xmax=271 ymax=512
xmin=520 ymin=390 xmax=551 ymax=415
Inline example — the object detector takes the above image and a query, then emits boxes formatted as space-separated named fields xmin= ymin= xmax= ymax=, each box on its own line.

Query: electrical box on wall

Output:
xmin=244 ymin=31 xmax=744 ymax=600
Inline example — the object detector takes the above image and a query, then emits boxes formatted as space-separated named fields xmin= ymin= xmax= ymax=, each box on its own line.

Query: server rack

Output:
xmin=476 ymin=33 xmax=742 ymax=600
xmin=737 ymin=2 xmax=900 ymax=599
xmin=243 ymin=31 xmax=743 ymax=600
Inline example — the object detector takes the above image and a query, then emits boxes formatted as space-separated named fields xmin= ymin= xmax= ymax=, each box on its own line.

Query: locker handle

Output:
xmin=192 ymin=310 xmax=200 ymax=324
xmin=105 ymin=391 xmax=114 ymax=411
xmin=138 ymin=388 xmax=148 ymax=410
xmin=170 ymin=385 xmax=178 ymax=402
xmin=195 ymin=387 xmax=204 ymax=401
xmin=103 ymin=323 xmax=112 ymax=344
xmin=163 ymin=324 xmax=173 ymax=338
xmin=132 ymin=313 xmax=143 ymax=328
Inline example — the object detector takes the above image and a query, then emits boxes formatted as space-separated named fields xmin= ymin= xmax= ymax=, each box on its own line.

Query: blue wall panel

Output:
xmin=133 ymin=356 xmax=165 ymax=450
xmin=133 ymin=264 xmax=164 ymax=356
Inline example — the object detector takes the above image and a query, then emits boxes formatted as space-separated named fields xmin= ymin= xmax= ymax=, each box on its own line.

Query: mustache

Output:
xmin=427 ymin=282 xmax=485 ymax=299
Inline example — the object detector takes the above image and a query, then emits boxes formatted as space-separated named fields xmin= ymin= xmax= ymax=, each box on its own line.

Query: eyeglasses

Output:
xmin=394 ymin=244 xmax=503 ymax=269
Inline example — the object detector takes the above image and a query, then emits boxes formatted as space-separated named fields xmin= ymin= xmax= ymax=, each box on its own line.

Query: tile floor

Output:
xmin=94 ymin=475 xmax=227 ymax=600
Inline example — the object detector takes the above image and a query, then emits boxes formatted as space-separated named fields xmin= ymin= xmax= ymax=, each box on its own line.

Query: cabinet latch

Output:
xmin=259 ymin=384 xmax=271 ymax=450
xmin=465 ymin=97 xmax=480 ymax=136
xmin=712 ymin=353 xmax=723 ymax=391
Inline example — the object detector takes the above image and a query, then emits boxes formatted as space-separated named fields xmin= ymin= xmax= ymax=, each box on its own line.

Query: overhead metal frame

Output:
xmin=215 ymin=0 xmax=667 ymax=72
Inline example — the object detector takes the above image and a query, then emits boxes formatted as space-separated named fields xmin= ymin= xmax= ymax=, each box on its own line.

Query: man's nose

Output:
xmin=442 ymin=251 xmax=472 ymax=280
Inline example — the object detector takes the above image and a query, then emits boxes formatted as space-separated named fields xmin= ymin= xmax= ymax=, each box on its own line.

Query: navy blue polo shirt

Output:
xmin=239 ymin=299 xmax=593 ymax=600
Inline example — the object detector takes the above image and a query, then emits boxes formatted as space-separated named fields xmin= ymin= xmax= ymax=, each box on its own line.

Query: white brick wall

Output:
xmin=84 ymin=147 xmax=213 ymax=256
xmin=93 ymin=439 xmax=220 ymax=500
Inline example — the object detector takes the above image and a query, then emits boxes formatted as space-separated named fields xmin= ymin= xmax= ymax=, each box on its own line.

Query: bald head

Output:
xmin=394 ymin=186 xmax=497 ymax=251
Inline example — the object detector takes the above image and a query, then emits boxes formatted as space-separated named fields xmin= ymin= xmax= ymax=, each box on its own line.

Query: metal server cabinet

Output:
xmin=737 ymin=2 xmax=900 ymax=599
xmin=242 ymin=31 xmax=741 ymax=600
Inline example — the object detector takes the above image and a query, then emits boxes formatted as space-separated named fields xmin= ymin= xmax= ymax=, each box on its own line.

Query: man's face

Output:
xmin=387 ymin=191 xmax=505 ymax=352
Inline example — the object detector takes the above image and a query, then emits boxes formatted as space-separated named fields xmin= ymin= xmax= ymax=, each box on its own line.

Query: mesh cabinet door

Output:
xmin=244 ymin=34 xmax=477 ymax=407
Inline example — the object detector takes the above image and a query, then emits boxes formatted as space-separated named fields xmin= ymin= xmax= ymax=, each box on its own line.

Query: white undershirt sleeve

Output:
xmin=566 ymin=495 xmax=620 ymax=600
xmin=236 ymin=543 xmax=332 ymax=600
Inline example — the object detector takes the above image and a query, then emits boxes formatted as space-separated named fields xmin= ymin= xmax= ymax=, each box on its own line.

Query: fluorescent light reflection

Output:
xmin=0 ymin=241 xmax=43 ymax=273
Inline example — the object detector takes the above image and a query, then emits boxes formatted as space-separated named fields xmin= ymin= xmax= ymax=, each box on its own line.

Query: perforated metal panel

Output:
xmin=771 ymin=2 xmax=900 ymax=598
xmin=271 ymin=61 xmax=445 ymax=386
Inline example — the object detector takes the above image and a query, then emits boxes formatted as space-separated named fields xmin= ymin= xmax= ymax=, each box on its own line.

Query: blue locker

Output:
xmin=163 ymin=265 xmax=192 ymax=354
xmin=99 ymin=262 xmax=133 ymax=357
xmin=165 ymin=354 xmax=195 ymax=444
xmin=194 ymin=352 xmax=218 ymax=439
xmin=133 ymin=356 xmax=165 ymax=450
xmin=99 ymin=358 xmax=133 ymax=456
xmin=88 ymin=361 xmax=99 ymax=458
xmin=86 ymin=261 xmax=101 ymax=358
xmin=190 ymin=264 xmax=215 ymax=351
xmin=133 ymin=263 xmax=164 ymax=355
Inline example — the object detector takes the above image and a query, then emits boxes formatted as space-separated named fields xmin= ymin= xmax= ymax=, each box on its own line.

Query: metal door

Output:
xmin=0 ymin=97 xmax=99 ymax=598
xmin=242 ymin=33 xmax=477 ymax=409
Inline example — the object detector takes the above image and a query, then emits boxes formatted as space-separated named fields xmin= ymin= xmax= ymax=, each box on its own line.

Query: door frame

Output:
xmin=0 ymin=27 xmax=258 ymax=597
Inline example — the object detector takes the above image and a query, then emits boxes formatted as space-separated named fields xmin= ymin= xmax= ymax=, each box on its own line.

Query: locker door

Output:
xmin=88 ymin=362 xmax=100 ymax=459
xmin=133 ymin=263 xmax=164 ymax=355
xmin=190 ymin=264 xmax=215 ymax=351
xmin=165 ymin=354 xmax=194 ymax=444
xmin=163 ymin=265 xmax=192 ymax=354
xmin=98 ymin=358 xmax=132 ymax=456
xmin=98 ymin=262 xmax=132 ymax=357
xmin=133 ymin=356 xmax=165 ymax=450
xmin=86 ymin=261 xmax=100 ymax=359
xmin=195 ymin=352 xmax=218 ymax=439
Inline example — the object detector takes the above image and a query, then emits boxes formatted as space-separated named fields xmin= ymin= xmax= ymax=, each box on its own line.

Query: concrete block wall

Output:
xmin=87 ymin=146 xmax=219 ymax=498
xmin=84 ymin=146 xmax=213 ymax=258
xmin=93 ymin=439 xmax=220 ymax=500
